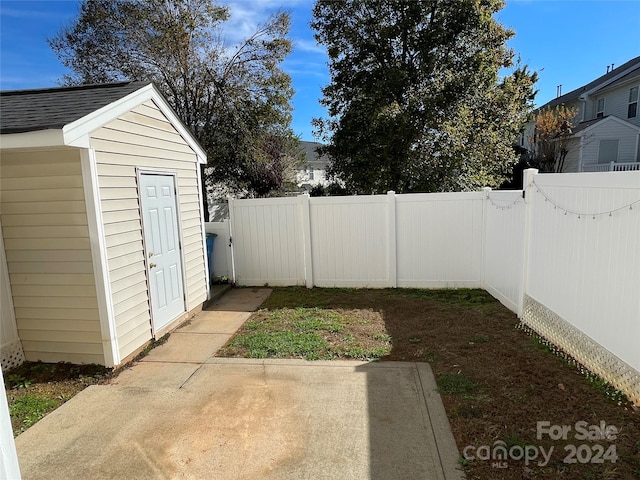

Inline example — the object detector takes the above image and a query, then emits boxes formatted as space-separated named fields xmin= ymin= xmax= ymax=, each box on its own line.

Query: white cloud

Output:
xmin=0 ymin=7 xmax=61 ymax=19
xmin=287 ymin=68 xmax=327 ymax=79
xmin=294 ymin=38 xmax=325 ymax=55
xmin=0 ymin=1 xmax=77 ymax=20
xmin=221 ymin=1 xmax=318 ymax=46
xmin=222 ymin=1 xmax=287 ymax=45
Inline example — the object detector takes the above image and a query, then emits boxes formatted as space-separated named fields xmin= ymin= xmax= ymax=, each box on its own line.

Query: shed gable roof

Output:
xmin=0 ymin=82 xmax=145 ymax=134
xmin=0 ymin=81 xmax=206 ymax=163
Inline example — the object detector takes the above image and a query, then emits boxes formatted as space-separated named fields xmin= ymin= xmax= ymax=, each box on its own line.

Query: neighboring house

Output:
xmin=0 ymin=82 xmax=209 ymax=370
xmin=297 ymin=140 xmax=330 ymax=190
xmin=524 ymin=55 xmax=640 ymax=172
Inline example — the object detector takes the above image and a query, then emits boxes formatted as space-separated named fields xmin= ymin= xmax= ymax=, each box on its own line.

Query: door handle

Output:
xmin=148 ymin=252 xmax=154 ymax=258
xmin=149 ymin=263 xmax=157 ymax=269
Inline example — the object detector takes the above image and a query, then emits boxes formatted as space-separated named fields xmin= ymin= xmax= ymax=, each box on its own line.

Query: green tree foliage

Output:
xmin=311 ymin=0 xmax=537 ymax=194
xmin=49 ymin=0 xmax=299 ymax=203
xmin=529 ymin=105 xmax=579 ymax=173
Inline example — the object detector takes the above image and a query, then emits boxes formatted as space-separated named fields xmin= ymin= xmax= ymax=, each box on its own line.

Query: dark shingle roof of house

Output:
xmin=542 ymin=56 xmax=640 ymax=109
xmin=0 ymin=81 xmax=149 ymax=134
xmin=299 ymin=140 xmax=330 ymax=166
xmin=597 ymin=67 xmax=640 ymax=91
xmin=571 ymin=116 xmax=606 ymax=135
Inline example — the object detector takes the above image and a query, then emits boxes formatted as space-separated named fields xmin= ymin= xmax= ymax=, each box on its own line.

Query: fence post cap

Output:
xmin=387 ymin=190 xmax=395 ymax=195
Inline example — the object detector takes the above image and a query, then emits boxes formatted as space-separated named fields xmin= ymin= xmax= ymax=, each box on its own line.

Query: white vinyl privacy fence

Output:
xmin=520 ymin=171 xmax=639 ymax=404
xmin=207 ymin=169 xmax=640 ymax=403
xmin=223 ymin=191 xmax=486 ymax=289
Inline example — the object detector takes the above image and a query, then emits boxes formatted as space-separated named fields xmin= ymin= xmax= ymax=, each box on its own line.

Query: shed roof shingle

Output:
xmin=0 ymin=81 xmax=149 ymax=134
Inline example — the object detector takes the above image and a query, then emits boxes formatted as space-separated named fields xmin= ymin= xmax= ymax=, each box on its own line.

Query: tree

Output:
xmin=311 ymin=0 xmax=537 ymax=194
xmin=49 ymin=0 xmax=299 ymax=210
xmin=529 ymin=105 xmax=578 ymax=173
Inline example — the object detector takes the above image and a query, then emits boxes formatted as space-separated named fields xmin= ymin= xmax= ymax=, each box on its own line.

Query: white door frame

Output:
xmin=137 ymin=168 xmax=188 ymax=336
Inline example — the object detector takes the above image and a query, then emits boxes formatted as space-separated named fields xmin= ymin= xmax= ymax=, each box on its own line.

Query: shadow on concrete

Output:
xmin=204 ymin=286 xmax=271 ymax=312
xmin=355 ymin=361 xmax=461 ymax=479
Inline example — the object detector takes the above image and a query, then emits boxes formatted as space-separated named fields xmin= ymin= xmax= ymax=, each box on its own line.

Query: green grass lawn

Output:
xmin=219 ymin=305 xmax=391 ymax=360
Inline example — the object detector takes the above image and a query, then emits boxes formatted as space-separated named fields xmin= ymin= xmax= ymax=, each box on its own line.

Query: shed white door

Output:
xmin=139 ymin=174 xmax=185 ymax=333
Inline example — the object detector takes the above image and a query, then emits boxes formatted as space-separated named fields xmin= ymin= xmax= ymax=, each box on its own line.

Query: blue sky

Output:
xmin=1 ymin=0 xmax=639 ymax=141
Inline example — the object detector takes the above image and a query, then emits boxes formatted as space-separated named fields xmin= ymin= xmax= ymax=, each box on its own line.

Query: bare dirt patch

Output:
xmin=218 ymin=287 xmax=640 ymax=479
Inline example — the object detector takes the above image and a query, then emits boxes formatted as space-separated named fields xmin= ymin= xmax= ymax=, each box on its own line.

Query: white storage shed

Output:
xmin=0 ymin=82 xmax=210 ymax=369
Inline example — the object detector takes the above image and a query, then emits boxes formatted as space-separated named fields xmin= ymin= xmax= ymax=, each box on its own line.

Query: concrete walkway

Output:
xmin=15 ymin=288 xmax=464 ymax=480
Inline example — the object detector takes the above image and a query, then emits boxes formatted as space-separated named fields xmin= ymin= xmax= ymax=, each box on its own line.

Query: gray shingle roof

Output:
xmin=299 ymin=140 xmax=330 ymax=166
xmin=0 ymin=81 xmax=150 ymax=134
xmin=542 ymin=55 xmax=640 ymax=109
xmin=571 ymin=116 xmax=606 ymax=135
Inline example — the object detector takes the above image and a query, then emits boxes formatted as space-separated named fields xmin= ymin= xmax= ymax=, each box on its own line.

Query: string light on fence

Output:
xmin=530 ymin=179 xmax=640 ymax=219
xmin=486 ymin=193 xmax=524 ymax=211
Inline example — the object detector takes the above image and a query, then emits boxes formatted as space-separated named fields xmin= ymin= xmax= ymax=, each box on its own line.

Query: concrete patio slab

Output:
xmin=109 ymin=362 xmax=200 ymax=390
xmin=14 ymin=288 xmax=464 ymax=480
xmin=177 ymin=310 xmax=251 ymax=334
xmin=208 ymin=287 xmax=272 ymax=311
xmin=140 ymin=332 xmax=229 ymax=363
xmin=16 ymin=360 xmax=463 ymax=480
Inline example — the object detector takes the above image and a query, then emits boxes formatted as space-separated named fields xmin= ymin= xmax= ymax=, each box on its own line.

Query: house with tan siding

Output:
xmin=0 ymin=82 xmax=209 ymax=370
xmin=524 ymin=55 xmax=640 ymax=172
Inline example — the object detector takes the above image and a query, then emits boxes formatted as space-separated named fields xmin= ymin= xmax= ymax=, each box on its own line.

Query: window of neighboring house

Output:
xmin=597 ymin=139 xmax=619 ymax=164
xmin=628 ymin=86 xmax=638 ymax=118
xmin=304 ymin=166 xmax=314 ymax=180
xmin=596 ymin=98 xmax=605 ymax=118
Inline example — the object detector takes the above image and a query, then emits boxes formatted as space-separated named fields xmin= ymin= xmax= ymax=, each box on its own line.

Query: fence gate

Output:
xmin=229 ymin=197 xmax=306 ymax=286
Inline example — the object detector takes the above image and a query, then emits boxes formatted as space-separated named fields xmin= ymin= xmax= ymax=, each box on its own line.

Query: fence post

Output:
xmin=387 ymin=191 xmax=397 ymax=288
xmin=227 ymin=196 xmax=237 ymax=285
xmin=480 ymin=187 xmax=492 ymax=289
xmin=299 ymin=193 xmax=314 ymax=288
xmin=223 ymin=218 xmax=233 ymax=281
xmin=519 ymin=168 xmax=539 ymax=317
xmin=610 ymin=161 xmax=615 ymax=172
xmin=0 ymin=369 xmax=20 ymax=480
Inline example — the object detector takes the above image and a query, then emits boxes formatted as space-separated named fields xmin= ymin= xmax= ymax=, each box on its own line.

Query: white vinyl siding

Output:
xmin=0 ymin=150 xmax=103 ymax=364
xmin=563 ymin=100 xmax=583 ymax=125
xmin=91 ymin=99 xmax=207 ymax=359
xmin=599 ymin=87 xmax=626 ymax=120
xmin=581 ymin=119 xmax=639 ymax=168
xmin=590 ymin=75 xmax=640 ymax=127
xmin=561 ymin=138 xmax=580 ymax=172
